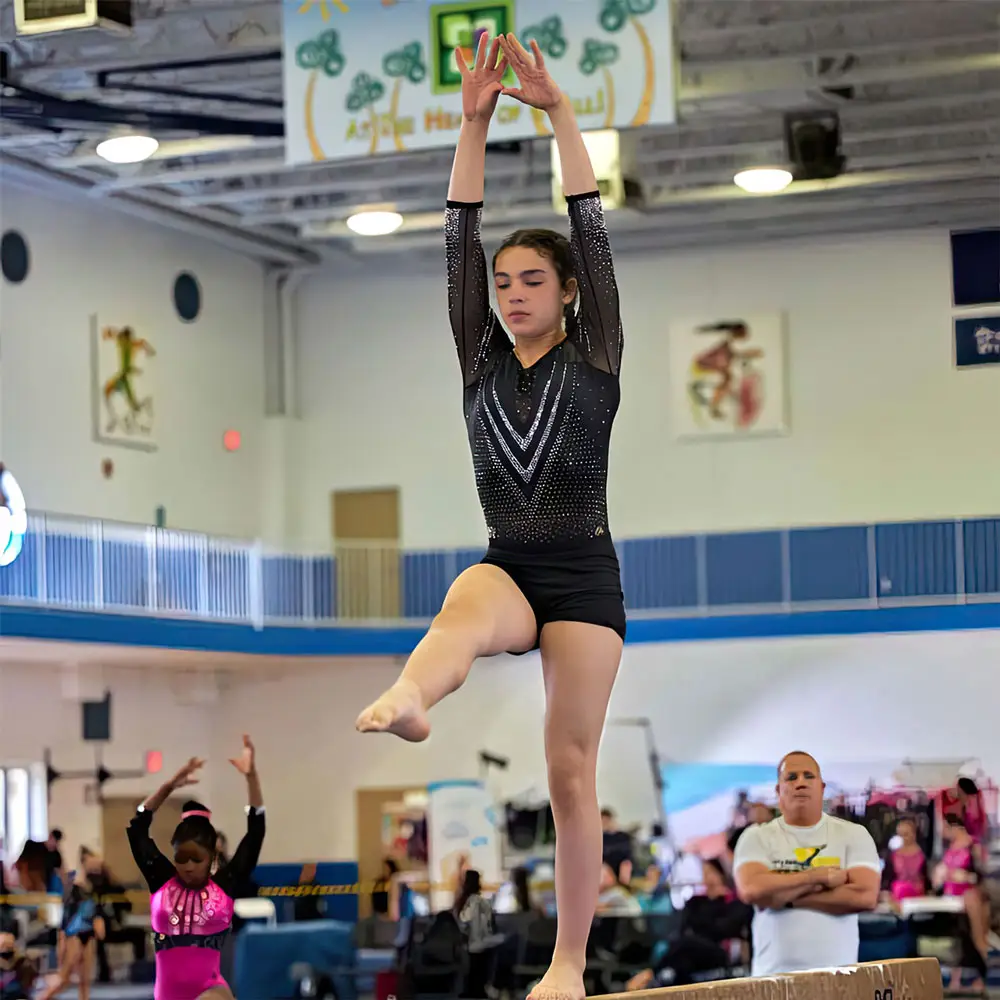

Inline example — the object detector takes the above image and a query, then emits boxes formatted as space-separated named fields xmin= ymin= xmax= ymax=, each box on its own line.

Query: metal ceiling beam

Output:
xmin=311 ymin=194 xmax=999 ymax=250
xmin=321 ymin=179 xmax=999 ymax=245
xmin=0 ymin=154 xmax=319 ymax=267
xmin=682 ymin=53 xmax=1000 ymax=105
xmin=42 ymin=81 xmax=994 ymax=170
xmin=683 ymin=29 xmax=998 ymax=68
xmin=0 ymin=82 xmax=284 ymax=136
xmin=337 ymin=203 xmax=998 ymax=257
xmin=679 ymin=2 xmax=926 ymax=45
xmin=46 ymin=135 xmax=285 ymax=167
xmin=251 ymin=184 xmax=556 ymax=229
xmin=645 ymin=162 xmax=1000 ymax=206
xmin=178 ymin=159 xmax=540 ymax=208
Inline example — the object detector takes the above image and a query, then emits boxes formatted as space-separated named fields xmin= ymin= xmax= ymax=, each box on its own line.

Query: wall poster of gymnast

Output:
xmin=667 ymin=312 xmax=789 ymax=440
xmin=89 ymin=312 xmax=159 ymax=451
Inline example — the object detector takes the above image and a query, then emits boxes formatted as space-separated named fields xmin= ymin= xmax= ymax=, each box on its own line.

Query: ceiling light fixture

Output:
xmin=346 ymin=210 xmax=404 ymax=237
xmin=733 ymin=167 xmax=793 ymax=195
xmin=96 ymin=134 xmax=159 ymax=164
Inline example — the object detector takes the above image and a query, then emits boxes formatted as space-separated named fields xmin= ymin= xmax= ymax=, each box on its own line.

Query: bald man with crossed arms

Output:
xmin=733 ymin=751 xmax=881 ymax=976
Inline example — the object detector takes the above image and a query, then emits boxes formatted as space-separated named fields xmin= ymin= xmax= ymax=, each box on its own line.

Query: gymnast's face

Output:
xmin=494 ymin=246 xmax=577 ymax=340
xmin=173 ymin=840 xmax=213 ymax=888
xmin=0 ymin=931 xmax=15 ymax=968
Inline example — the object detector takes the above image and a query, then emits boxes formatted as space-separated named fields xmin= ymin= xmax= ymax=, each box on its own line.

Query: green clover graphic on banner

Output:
xmin=295 ymin=29 xmax=346 ymax=77
xmin=382 ymin=41 xmax=427 ymax=150
xmin=598 ymin=0 xmax=658 ymax=127
xmin=579 ymin=39 xmax=619 ymax=76
xmin=521 ymin=15 xmax=568 ymax=59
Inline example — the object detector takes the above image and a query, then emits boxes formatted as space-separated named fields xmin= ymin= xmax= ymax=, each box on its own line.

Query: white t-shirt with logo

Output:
xmin=733 ymin=814 xmax=880 ymax=976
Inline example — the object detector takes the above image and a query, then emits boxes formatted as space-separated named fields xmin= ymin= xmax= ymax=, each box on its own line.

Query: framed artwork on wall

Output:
xmin=667 ymin=312 xmax=789 ymax=440
xmin=89 ymin=313 xmax=159 ymax=452
xmin=951 ymin=228 xmax=1000 ymax=308
xmin=954 ymin=315 xmax=1000 ymax=368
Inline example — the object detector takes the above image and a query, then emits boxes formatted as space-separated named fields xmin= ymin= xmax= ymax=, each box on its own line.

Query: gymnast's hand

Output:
xmin=497 ymin=34 xmax=563 ymax=112
xmin=228 ymin=734 xmax=256 ymax=776
xmin=168 ymin=757 xmax=204 ymax=790
xmin=456 ymin=32 xmax=508 ymax=124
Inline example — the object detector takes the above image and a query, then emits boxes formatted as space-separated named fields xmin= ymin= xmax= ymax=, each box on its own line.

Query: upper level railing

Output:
xmin=0 ymin=512 xmax=998 ymax=628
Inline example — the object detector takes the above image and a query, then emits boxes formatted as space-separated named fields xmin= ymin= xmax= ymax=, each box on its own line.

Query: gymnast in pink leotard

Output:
xmin=127 ymin=736 xmax=264 ymax=1000
xmin=888 ymin=816 xmax=927 ymax=903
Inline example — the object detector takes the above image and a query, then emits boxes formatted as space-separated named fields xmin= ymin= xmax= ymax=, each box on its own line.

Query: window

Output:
xmin=0 ymin=764 xmax=48 ymax=865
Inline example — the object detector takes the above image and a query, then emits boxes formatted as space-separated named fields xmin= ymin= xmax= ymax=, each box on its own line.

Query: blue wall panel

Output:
xmin=620 ymin=536 xmax=698 ymax=610
xmin=403 ymin=552 xmax=448 ymax=618
xmin=789 ymin=526 xmax=869 ymax=603
xmin=103 ymin=540 xmax=147 ymax=609
xmin=403 ymin=548 xmax=485 ymax=618
xmin=312 ymin=556 xmax=336 ymax=619
xmin=209 ymin=548 xmax=251 ymax=619
xmin=875 ymin=522 xmax=957 ymax=598
xmin=0 ymin=529 xmax=40 ymax=600
xmin=705 ymin=532 xmax=783 ymax=606
xmin=156 ymin=547 xmax=200 ymax=614
xmin=263 ymin=556 xmax=305 ymax=619
xmin=964 ymin=518 xmax=1000 ymax=596
xmin=45 ymin=534 xmax=94 ymax=605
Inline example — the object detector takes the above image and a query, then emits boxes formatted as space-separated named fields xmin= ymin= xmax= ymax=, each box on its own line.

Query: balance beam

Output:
xmin=596 ymin=959 xmax=941 ymax=999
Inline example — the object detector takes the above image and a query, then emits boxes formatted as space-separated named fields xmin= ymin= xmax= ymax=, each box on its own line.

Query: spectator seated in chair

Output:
xmin=933 ymin=814 xmax=989 ymax=995
xmin=597 ymin=854 xmax=643 ymax=918
xmin=885 ymin=816 xmax=928 ymax=906
xmin=626 ymin=858 xmax=751 ymax=989
xmin=0 ymin=925 xmax=38 ymax=1000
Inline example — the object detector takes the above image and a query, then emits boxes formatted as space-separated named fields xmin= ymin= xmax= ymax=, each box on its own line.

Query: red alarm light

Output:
xmin=145 ymin=750 xmax=163 ymax=774
xmin=223 ymin=430 xmax=241 ymax=452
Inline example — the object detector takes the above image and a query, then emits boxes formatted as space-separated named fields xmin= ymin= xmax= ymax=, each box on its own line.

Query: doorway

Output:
xmin=101 ymin=796 xmax=184 ymax=914
xmin=355 ymin=786 xmax=424 ymax=918
xmin=331 ymin=487 xmax=401 ymax=619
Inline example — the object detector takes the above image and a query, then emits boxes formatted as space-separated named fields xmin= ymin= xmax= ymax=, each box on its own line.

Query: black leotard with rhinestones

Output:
xmin=445 ymin=191 xmax=623 ymax=549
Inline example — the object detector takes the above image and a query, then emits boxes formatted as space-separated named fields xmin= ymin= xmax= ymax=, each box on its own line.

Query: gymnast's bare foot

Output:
xmin=355 ymin=679 xmax=430 ymax=742
xmin=528 ymin=959 xmax=586 ymax=1000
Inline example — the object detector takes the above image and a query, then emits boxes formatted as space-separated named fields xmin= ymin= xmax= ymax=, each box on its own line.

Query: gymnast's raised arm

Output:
xmin=552 ymin=97 xmax=623 ymax=376
xmin=498 ymin=34 xmax=622 ymax=375
xmin=444 ymin=33 xmax=509 ymax=387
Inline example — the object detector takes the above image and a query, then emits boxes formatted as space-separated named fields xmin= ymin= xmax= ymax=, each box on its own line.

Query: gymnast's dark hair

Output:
xmin=453 ymin=867 xmax=482 ymax=916
xmin=170 ymin=800 xmax=217 ymax=852
xmin=492 ymin=229 xmax=579 ymax=336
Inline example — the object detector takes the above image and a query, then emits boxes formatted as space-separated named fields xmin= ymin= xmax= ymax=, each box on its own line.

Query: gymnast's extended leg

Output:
xmin=356 ymin=564 xmax=537 ymax=741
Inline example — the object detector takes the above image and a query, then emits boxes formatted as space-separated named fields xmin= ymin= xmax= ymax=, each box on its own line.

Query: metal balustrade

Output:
xmin=0 ymin=512 xmax=998 ymax=627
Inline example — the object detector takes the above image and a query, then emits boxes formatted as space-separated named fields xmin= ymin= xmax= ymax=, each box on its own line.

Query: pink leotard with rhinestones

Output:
xmin=942 ymin=844 xmax=977 ymax=897
xmin=890 ymin=847 xmax=926 ymax=901
xmin=128 ymin=805 xmax=265 ymax=1000
xmin=149 ymin=877 xmax=234 ymax=997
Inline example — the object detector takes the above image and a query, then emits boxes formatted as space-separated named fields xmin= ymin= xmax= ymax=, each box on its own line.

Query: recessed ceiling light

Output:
xmin=733 ymin=167 xmax=793 ymax=195
xmin=96 ymin=135 xmax=159 ymax=164
xmin=346 ymin=210 xmax=404 ymax=237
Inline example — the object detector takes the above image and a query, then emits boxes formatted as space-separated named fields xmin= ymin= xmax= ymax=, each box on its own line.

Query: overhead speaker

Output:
xmin=784 ymin=110 xmax=846 ymax=181
xmin=14 ymin=0 xmax=133 ymax=37
xmin=82 ymin=690 xmax=112 ymax=742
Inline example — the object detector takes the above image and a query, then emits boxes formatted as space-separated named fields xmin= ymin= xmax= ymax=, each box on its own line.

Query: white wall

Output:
xmin=5 ymin=630 xmax=997 ymax=863
xmin=0 ymin=662 xmax=231 ymax=869
xmin=0 ymin=182 xmax=267 ymax=538
xmin=291 ymin=228 xmax=1000 ymax=550
xmin=217 ymin=629 xmax=1000 ymax=860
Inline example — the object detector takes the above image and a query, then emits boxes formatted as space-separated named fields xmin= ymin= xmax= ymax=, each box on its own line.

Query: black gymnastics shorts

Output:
xmin=481 ymin=534 xmax=627 ymax=651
